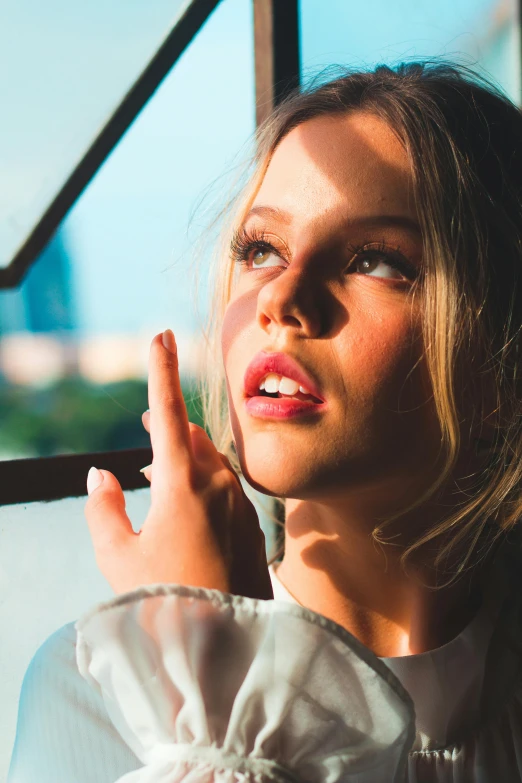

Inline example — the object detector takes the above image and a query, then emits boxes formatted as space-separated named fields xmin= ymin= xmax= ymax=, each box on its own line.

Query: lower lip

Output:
xmin=245 ymin=395 xmax=325 ymax=419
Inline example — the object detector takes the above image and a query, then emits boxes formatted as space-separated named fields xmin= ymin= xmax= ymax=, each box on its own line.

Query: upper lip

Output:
xmin=243 ymin=351 xmax=325 ymax=402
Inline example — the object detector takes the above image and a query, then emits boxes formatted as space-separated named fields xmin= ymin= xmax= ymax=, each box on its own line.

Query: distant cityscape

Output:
xmin=0 ymin=230 xmax=204 ymax=387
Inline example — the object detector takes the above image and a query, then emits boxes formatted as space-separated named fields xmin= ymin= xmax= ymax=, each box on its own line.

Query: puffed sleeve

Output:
xmin=7 ymin=622 xmax=141 ymax=783
xmin=75 ymin=584 xmax=415 ymax=783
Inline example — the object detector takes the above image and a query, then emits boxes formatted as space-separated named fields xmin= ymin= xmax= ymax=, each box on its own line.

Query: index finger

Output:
xmin=148 ymin=330 xmax=193 ymax=475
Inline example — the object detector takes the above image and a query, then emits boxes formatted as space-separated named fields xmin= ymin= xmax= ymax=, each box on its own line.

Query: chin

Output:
xmin=237 ymin=447 xmax=339 ymax=500
xmin=236 ymin=449 xmax=303 ymax=498
xmin=239 ymin=461 xmax=295 ymax=498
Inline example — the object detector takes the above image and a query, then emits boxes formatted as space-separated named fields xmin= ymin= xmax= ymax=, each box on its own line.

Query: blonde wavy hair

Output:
xmin=194 ymin=61 xmax=522 ymax=580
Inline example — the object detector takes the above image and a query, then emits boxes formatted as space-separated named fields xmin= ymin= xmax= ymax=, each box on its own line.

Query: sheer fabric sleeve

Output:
xmin=75 ymin=584 xmax=415 ymax=783
xmin=7 ymin=622 xmax=141 ymax=783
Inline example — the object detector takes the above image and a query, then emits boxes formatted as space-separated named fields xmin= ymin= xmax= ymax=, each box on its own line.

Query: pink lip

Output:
xmin=243 ymin=351 xmax=326 ymax=403
xmin=245 ymin=395 xmax=324 ymax=419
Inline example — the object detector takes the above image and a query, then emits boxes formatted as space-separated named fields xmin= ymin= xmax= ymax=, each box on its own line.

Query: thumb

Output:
xmin=85 ymin=468 xmax=134 ymax=563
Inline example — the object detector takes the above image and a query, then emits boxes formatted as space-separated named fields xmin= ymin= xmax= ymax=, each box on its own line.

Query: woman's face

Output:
xmin=222 ymin=111 xmax=440 ymax=506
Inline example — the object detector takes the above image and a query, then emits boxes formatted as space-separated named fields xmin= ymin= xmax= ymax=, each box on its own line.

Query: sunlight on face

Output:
xmin=222 ymin=111 xmax=440 ymax=505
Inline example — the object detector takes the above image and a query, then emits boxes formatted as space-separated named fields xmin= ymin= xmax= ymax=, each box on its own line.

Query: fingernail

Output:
xmin=139 ymin=464 xmax=152 ymax=474
xmin=162 ymin=329 xmax=176 ymax=354
xmin=87 ymin=466 xmax=104 ymax=495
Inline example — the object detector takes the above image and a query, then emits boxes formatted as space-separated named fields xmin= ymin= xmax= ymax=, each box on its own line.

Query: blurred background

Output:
xmin=0 ymin=0 xmax=519 ymax=461
xmin=0 ymin=0 xmax=520 ymax=778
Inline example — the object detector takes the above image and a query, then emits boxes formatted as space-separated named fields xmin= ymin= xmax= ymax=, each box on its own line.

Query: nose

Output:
xmin=256 ymin=267 xmax=324 ymax=338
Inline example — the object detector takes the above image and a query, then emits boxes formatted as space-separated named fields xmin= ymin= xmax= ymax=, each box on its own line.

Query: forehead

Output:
xmin=253 ymin=111 xmax=416 ymax=225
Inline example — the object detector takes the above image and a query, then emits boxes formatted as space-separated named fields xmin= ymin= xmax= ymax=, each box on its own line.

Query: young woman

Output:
xmin=8 ymin=61 xmax=522 ymax=782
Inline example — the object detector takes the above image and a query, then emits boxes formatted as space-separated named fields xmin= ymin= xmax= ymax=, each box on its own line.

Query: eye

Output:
xmin=355 ymin=254 xmax=405 ymax=279
xmin=250 ymin=246 xmax=285 ymax=269
xmin=347 ymin=243 xmax=418 ymax=282
xmin=230 ymin=227 xmax=287 ymax=272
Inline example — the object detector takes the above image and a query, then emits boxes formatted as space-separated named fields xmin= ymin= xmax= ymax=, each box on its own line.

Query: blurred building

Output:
xmin=0 ymin=229 xmax=80 ymax=384
xmin=0 ymin=228 xmax=77 ymax=337
xmin=23 ymin=230 xmax=76 ymax=334
xmin=0 ymin=225 xmax=204 ymax=386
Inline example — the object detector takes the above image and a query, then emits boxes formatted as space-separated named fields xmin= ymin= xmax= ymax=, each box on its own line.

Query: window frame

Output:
xmin=0 ymin=0 xmax=222 ymax=289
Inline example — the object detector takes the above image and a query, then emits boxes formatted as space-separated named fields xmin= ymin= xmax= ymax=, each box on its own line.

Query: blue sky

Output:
xmin=0 ymin=0 xmax=518 ymax=340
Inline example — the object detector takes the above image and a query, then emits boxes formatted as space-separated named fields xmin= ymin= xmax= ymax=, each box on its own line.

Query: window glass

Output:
xmin=0 ymin=0 xmax=255 ymax=461
xmin=0 ymin=1 xmax=258 ymax=771
xmin=0 ymin=0 xmax=192 ymax=271
xmin=0 ymin=489 xmax=147 ymax=774
xmin=0 ymin=482 xmax=276 ymax=777
xmin=300 ymin=0 xmax=520 ymax=103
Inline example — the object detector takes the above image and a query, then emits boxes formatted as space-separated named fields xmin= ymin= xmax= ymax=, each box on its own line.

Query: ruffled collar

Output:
xmin=268 ymin=558 xmax=510 ymax=752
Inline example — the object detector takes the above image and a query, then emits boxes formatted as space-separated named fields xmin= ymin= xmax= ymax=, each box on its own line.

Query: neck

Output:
xmin=276 ymin=494 xmax=489 ymax=657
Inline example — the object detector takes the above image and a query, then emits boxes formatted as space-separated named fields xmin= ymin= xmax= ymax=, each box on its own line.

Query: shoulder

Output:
xmin=8 ymin=622 xmax=140 ymax=783
xmin=17 ymin=621 xmax=107 ymax=727
xmin=21 ymin=621 xmax=79 ymax=696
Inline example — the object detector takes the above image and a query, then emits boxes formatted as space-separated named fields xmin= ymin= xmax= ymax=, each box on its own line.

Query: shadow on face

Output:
xmin=222 ymin=110 xmax=441 ymax=518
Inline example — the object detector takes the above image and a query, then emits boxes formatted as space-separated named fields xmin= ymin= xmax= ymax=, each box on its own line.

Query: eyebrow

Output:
xmin=244 ymin=205 xmax=422 ymax=237
xmin=245 ymin=206 xmax=293 ymax=225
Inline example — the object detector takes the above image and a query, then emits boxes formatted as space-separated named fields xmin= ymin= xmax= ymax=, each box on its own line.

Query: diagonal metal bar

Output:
xmin=0 ymin=0 xmax=222 ymax=290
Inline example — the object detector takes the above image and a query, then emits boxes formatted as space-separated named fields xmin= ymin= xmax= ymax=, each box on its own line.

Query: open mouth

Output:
xmin=254 ymin=388 xmax=323 ymax=404
xmin=243 ymin=352 xmax=326 ymax=405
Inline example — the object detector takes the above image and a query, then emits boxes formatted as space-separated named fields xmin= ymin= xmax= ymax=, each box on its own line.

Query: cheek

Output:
xmin=346 ymin=308 xmax=425 ymax=406
xmin=221 ymin=288 xmax=258 ymax=370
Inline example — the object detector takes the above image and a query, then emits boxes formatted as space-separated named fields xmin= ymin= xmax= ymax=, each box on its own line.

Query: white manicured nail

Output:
xmin=87 ymin=466 xmax=103 ymax=495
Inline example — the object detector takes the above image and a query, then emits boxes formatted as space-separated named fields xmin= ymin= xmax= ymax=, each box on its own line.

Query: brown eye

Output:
xmin=356 ymin=255 xmax=405 ymax=280
xmin=249 ymin=247 xmax=284 ymax=269
xmin=346 ymin=243 xmax=418 ymax=282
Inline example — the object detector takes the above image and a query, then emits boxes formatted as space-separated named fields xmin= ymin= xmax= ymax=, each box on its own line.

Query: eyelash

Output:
xmin=230 ymin=227 xmax=283 ymax=268
xmin=230 ymin=227 xmax=418 ymax=281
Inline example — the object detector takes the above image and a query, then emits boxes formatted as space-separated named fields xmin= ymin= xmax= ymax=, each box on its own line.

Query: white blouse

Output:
xmin=7 ymin=548 xmax=522 ymax=783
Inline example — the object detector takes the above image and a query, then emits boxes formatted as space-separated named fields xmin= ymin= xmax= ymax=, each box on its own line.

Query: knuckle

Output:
xmin=212 ymin=469 xmax=237 ymax=493
xmin=86 ymin=489 xmax=121 ymax=518
xmin=188 ymin=465 xmax=209 ymax=492
xmin=158 ymin=343 xmax=179 ymax=367
xmin=85 ymin=491 xmax=109 ymax=516
xmin=156 ymin=391 xmax=185 ymax=412
xmin=159 ymin=462 xmax=200 ymax=493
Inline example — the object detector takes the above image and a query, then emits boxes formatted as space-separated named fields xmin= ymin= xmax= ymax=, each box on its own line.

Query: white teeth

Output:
xmin=260 ymin=373 xmax=308 ymax=396
xmin=264 ymin=373 xmax=280 ymax=394
xmin=279 ymin=376 xmax=300 ymax=396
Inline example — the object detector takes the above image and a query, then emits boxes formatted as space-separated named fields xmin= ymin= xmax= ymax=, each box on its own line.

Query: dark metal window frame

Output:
xmin=253 ymin=0 xmax=300 ymax=127
xmin=0 ymin=0 xmax=300 ymax=506
xmin=0 ymin=0 xmax=222 ymax=290
xmin=0 ymin=448 xmax=153 ymax=505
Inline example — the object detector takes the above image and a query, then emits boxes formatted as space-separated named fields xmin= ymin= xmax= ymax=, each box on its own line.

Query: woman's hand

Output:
xmin=84 ymin=329 xmax=273 ymax=600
